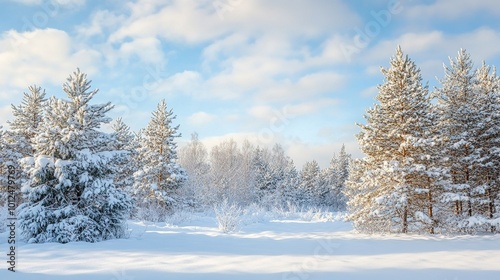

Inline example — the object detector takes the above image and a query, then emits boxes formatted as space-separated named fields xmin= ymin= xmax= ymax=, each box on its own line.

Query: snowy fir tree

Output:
xmin=1 ymin=86 xmax=47 ymax=203
xmin=434 ymin=50 xmax=479 ymax=231
xmin=299 ymin=160 xmax=323 ymax=206
xmin=110 ymin=118 xmax=137 ymax=193
xmin=347 ymin=47 xmax=441 ymax=233
xmin=17 ymin=69 xmax=132 ymax=243
xmin=8 ymin=85 xmax=47 ymax=156
xmin=132 ymin=99 xmax=187 ymax=217
xmin=278 ymin=158 xmax=302 ymax=208
xmin=434 ymin=50 xmax=500 ymax=232
xmin=253 ymin=147 xmax=276 ymax=203
xmin=473 ymin=62 xmax=500 ymax=232
xmin=268 ymin=144 xmax=299 ymax=208
xmin=323 ymin=145 xmax=351 ymax=210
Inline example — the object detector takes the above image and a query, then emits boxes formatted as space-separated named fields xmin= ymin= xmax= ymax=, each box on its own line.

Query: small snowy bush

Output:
xmin=165 ymin=209 xmax=192 ymax=226
xmin=214 ymin=199 xmax=242 ymax=233
xmin=134 ymin=202 xmax=171 ymax=223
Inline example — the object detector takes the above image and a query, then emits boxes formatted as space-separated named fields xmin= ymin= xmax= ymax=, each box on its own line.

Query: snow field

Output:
xmin=1 ymin=209 xmax=499 ymax=280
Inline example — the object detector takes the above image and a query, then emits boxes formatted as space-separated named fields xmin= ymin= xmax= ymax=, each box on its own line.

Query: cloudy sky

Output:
xmin=1 ymin=0 xmax=500 ymax=168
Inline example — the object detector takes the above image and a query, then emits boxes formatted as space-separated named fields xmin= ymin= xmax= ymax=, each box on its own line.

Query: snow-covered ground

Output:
xmin=1 ymin=210 xmax=499 ymax=280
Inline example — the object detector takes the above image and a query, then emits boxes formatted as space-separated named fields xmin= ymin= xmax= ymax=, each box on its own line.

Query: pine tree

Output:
xmin=9 ymin=85 xmax=47 ymax=156
xmin=279 ymin=158 xmax=301 ymax=208
xmin=17 ymin=69 xmax=132 ymax=243
xmin=324 ymin=145 xmax=351 ymax=210
xmin=110 ymin=118 xmax=136 ymax=192
xmin=434 ymin=50 xmax=487 ymax=232
xmin=347 ymin=47 xmax=439 ymax=233
xmin=471 ymin=62 xmax=500 ymax=232
xmin=1 ymin=86 xmax=47 ymax=204
xmin=132 ymin=99 xmax=186 ymax=216
xmin=253 ymin=147 xmax=276 ymax=204
xmin=300 ymin=160 xmax=321 ymax=206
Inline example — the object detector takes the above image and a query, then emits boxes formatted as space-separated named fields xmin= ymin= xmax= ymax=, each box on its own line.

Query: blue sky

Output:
xmin=1 ymin=0 xmax=500 ymax=168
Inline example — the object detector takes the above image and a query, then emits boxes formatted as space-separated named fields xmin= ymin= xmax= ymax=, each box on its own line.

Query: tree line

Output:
xmin=346 ymin=47 xmax=500 ymax=234
xmin=0 ymin=69 xmax=350 ymax=243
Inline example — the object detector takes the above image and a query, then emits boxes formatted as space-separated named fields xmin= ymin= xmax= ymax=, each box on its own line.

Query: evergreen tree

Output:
xmin=347 ymin=47 xmax=439 ymax=233
xmin=434 ymin=50 xmax=489 ymax=232
xmin=279 ymin=158 xmax=301 ymax=208
xmin=268 ymin=144 xmax=295 ymax=207
xmin=1 ymin=86 xmax=47 ymax=204
xmin=253 ymin=147 xmax=276 ymax=203
xmin=132 ymin=99 xmax=186 ymax=215
xmin=474 ymin=62 xmax=500 ymax=232
xmin=110 ymin=118 xmax=136 ymax=192
xmin=17 ymin=69 xmax=132 ymax=243
xmin=324 ymin=145 xmax=351 ymax=210
xmin=300 ymin=160 xmax=322 ymax=206
xmin=9 ymin=85 xmax=47 ymax=156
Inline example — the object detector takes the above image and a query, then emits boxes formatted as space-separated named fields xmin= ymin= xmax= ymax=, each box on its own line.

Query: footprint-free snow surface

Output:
xmin=1 ymin=213 xmax=499 ymax=280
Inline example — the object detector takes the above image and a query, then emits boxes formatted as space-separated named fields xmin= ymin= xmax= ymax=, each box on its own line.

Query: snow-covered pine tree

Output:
xmin=9 ymin=85 xmax=47 ymax=156
xmin=279 ymin=158 xmax=301 ymax=208
xmin=344 ymin=158 xmax=380 ymax=232
xmin=1 ymin=86 xmax=47 ymax=204
xmin=267 ymin=144 xmax=293 ymax=207
xmin=299 ymin=160 xmax=322 ymax=206
xmin=471 ymin=62 xmax=500 ymax=232
xmin=324 ymin=144 xmax=351 ymax=210
xmin=347 ymin=47 xmax=439 ymax=233
xmin=132 ymin=99 xmax=186 ymax=217
xmin=110 ymin=118 xmax=136 ymax=192
xmin=253 ymin=147 xmax=277 ymax=204
xmin=17 ymin=69 xmax=132 ymax=243
xmin=434 ymin=50 xmax=486 ymax=233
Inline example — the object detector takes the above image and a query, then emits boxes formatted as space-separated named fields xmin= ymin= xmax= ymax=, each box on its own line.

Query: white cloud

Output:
xmin=286 ymin=98 xmax=339 ymax=117
xmin=118 ymin=37 xmax=164 ymax=64
xmin=108 ymin=0 xmax=360 ymax=45
xmin=248 ymin=106 xmax=275 ymax=121
xmin=155 ymin=71 xmax=203 ymax=97
xmin=256 ymin=71 xmax=346 ymax=103
xmin=188 ymin=112 xmax=216 ymax=126
xmin=54 ymin=0 xmax=86 ymax=6
xmin=0 ymin=28 xmax=101 ymax=89
xmin=76 ymin=10 xmax=125 ymax=38
xmin=287 ymin=138 xmax=361 ymax=169
xmin=320 ymin=35 xmax=357 ymax=64
xmin=362 ymin=28 xmax=500 ymax=80
xmin=405 ymin=0 xmax=500 ymax=20
xmin=9 ymin=0 xmax=86 ymax=6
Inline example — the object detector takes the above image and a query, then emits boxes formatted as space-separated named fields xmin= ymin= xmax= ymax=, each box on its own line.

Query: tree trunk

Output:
xmin=428 ymin=190 xmax=434 ymax=234
xmin=402 ymin=205 xmax=408 ymax=233
xmin=487 ymin=188 xmax=496 ymax=232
